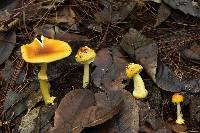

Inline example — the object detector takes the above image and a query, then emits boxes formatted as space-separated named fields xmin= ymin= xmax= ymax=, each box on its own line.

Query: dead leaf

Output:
xmin=47 ymin=6 xmax=77 ymax=30
xmin=92 ymin=47 xmax=129 ymax=90
xmin=163 ymin=0 xmax=200 ymax=18
xmin=167 ymin=122 xmax=187 ymax=133
xmin=95 ymin=0 xmax=136 ymax=23
xmin=139 ymin=101 xmax=171 ymax=132
xmin=82 ymin=90 xmax=140 ymax=133
xmin=35 ymin=24 xmax=89 ymax=42
xmin=49 ymin=89 xmax=123 ymax=133
xmin=116 ymin=90 xmax=140 ymax=132
xmin=1 ymin=59 xmax=25 ymax=84
xmin=154 ymin=3 xmax=171 ymax=27
xmin=26 ymin=91 xmax=42 ymax=112
xmin=0 ymin=30 xmax=16 ymax=65
xmin=35 ymin=104 xmax=57 ymax=132
xmin=18 ymin=107 xmax=40 ymax=133
xmin=181 ymin=42 xmax=200 ymax=65
xmin=4 ymin=90 xmax=27 ymax=121
xmin=189 ymin=95 xmax=200 ymax=130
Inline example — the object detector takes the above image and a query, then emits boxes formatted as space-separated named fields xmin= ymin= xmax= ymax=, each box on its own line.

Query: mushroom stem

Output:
xmin=38 ymin=63 xmax=55 ymax=105
xmin=83 ymin=63 xmax=89 ymax=88
xmin=176 ymin=103 xmax=184 ymax=124
xmin=132 ymin=74 xmax=148 ymax=99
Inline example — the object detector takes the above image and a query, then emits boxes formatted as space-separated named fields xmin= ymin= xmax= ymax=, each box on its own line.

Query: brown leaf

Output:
xmin=83 ymin=90 xmax=140 ymax=133
xmin=92 ymin=47 xmax=129 ymax=90
xmin=35 ymin=24 xmax=89 ymax=42
xmin=95 ymin=0 xmax=136 ymax=23
xmin=154 ymin=3 xmax=171 ymax=27
xmin=0 ymin=30 xmax=16 ymax=65
xmin=49 ymin=89 xmax=123 ymax=133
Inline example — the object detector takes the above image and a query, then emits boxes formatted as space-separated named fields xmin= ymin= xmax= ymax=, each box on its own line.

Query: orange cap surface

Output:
xmin=126 ymin=63 xmax=143 ymax=79
xmin=75 ymin=46 xmax=96 ymax=64
xmin=172 ymin=93 xmax=184 ymax=104
xmin=21 ymin=36 xmax=72 ymax=63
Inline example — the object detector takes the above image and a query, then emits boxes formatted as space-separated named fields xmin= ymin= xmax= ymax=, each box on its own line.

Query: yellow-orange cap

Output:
xmin=172 ymin=93 xmax=184 ymax=104
xmin=75 ymin=46 xmax=96 ymax=64
xmin=126 ymin=63 xmax=143 ymax=79
xmin=21 ymin=36 xmax=72 ymax=63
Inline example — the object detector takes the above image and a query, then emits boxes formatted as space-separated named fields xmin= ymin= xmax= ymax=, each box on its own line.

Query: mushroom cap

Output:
xmin=172 ymin=93 xmax=184 ymax=104
xmin=75 ymin=46 xmax=96 ymax=64
xmin=126 ymin=63 xmax=143 ymax=79
xmin=21 ymin=36 xmax=72 ymax=63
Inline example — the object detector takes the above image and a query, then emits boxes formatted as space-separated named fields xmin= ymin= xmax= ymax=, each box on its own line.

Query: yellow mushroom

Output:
xmin=172 ymin=93 xmax=185 ymax=124
xmin=21 ymin=35 xmax=72 ymax=105
xmin=126 ymin=63 xmax=148 ymax=99
xmin=75 ymin=46 xmax=96 ymax=88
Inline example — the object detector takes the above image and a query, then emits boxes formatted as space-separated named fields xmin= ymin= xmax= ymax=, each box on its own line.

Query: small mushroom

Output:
xmin=21 ymin=35 xmax=72 ymax=105
xmin=75 ymin=46 xmax=96 ymax=88
xmin=172 ymin=93 xmax=185 ymax=124
xmin=126 ymin=63 xmax=148 ymax=99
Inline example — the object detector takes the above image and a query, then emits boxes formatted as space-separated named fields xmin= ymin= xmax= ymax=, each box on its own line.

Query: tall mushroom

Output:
xmin=126 ymin=63 xmax=148 ymax=99
xmin=21 ymin=35 xmax=72 ymax=105
xmin=75 ymin=46 xmax=96 ymax=88
xmin=172 ymin=93 xmax=185 ymax=124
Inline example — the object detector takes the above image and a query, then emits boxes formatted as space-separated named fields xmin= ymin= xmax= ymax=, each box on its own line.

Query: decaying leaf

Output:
xmin=92 ymin=47 xmax=129 ymax=90
xmin=163 ymin=0 xmax=200 ymax=17
xmin=18 ymin=107 xmax=40 ymax=133
xmin=181 ymin=42 xmax=200 ymax=65
xmin=0 ymin=30 xmax=16 ymax=65
xmin=95 ymin=0 xmax=136 ymax=23
xmin=139 ymin=101 xmax=171 ymax=132
xmin=154 ymin=3 xmax=171 ymax=27
xmin=48 ymin=6 xmax=77 ymax=30
xmin=116 ymin=90 xmax=140 ymax=132
xmin=26 ymin=91 xmax=42 ymax=112
xmin=82 ymin=90 xmax=140 ymax=133
xmin=49 ymin=89 xmax=123 ymax=133
xmin=1 ymin=59 xmax=25 ymax=84
xmin=35 ymin=104 xmax=57 ymax=132
xmin=35 ymin=24 xmax=89 ymax=42
xmin=4 ymin=90 xmax=27 ymax=121
xmin=189 ymin=95 xmax=200 ymax=130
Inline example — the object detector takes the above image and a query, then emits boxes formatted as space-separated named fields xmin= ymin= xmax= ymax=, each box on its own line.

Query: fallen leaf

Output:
xmin=35 ymin=104 xmax=57 ymax=131
xmin=1 ymin=59 xmax=25 ymax=84
xmin=163 ymin=0 xmax=200 ymax=18
xmin=189 ymin=95 xmax=200 ymax=130
xmin=181 ymin=42 xmax=200 ymax=65
xmin=26 ymin=91 xmax=42 ymax=112
xmin=49 ymin=89 xmax=123 ymax=133
xmin=82 ymin=90 xmax=140 ymax=132
xmin=95 ymin=0 xmax=136 ymax=23
xmin=18 ymin=107 xmax=40 ymax=133
xmin=139 ymin=101 xmax=171 ymax=132
xmin=0 ymin=30 xmax=16 ymax=65
xmin=35 ymin=24 xmax=89 ymax=42
xmin=167 ymin=121 xmax=187 ymax=133
xmin=92 ymin=47 xmax=129 ymax=90
xmin=4 ymin=90 xmax=27 ymax=121
xmin=154 ymin=3 xmax=171 ymax=27
xmin=116 ymin=90 xmax=140 ymax=132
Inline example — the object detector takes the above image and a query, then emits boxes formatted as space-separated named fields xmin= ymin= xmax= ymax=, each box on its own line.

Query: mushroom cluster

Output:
xmin=20 ymin=35 xmax=97 ymax=105
xmin=20 ymin=36 xmax=186 ymax=127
